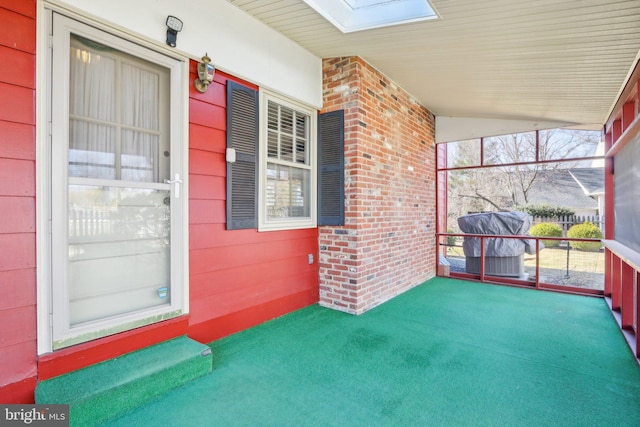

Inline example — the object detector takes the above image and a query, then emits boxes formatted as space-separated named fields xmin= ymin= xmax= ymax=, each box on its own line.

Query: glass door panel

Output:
xmin=68 ymin=185 xmax=170 ymax=325
xmin=65 ymin=32 xmax=171 ymax=326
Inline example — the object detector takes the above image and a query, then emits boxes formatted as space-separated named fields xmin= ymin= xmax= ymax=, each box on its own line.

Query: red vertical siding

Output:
xmin=186 ymin=64 xmax=319 ymax=343
xmin=0 ymin=0 xmax=37 ymax=403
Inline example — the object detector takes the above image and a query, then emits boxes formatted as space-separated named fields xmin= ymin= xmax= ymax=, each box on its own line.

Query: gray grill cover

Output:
xmin=457 ymin=211 xmax=539 ymax=257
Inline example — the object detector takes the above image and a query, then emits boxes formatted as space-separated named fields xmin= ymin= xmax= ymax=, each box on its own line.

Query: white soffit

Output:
xmin=55 ymin=0 xmax=323 ymax=108
xmin=302 ymin=0 xmax=438 ymax=33
xmin=227 ymin=0 xmax=640 ymax=129
xmin=435 ymin=117 xmax=577 ymax=144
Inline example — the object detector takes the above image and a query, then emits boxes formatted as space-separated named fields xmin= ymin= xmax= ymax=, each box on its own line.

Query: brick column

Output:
xmin=319 ymin=57 xmax=436 ymax=314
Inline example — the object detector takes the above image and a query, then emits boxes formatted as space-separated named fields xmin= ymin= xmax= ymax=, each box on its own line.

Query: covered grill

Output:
xmin=457 ymin=211 xmax=539 ymax=277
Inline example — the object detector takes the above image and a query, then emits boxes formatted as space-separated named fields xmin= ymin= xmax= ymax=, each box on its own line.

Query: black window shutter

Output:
xmin=226 ymin=81 xmax=259 ymax=230
xmin=317 ymin=110 xmax=345 ymax=226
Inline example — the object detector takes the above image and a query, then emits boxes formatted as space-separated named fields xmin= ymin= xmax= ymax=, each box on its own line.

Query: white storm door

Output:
xmin=50 ymin=13 xmax=186 ymax=349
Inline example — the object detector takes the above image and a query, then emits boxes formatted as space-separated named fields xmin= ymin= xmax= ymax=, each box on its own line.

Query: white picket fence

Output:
xmin=531 ymin=215 xmax=603 ymax=236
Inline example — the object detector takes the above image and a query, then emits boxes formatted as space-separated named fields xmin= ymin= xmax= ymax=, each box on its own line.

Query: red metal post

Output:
xmin=535 ymin=238 xmax=540 ymax=289
xmin=604 ymin=157 xmax=614 ymax=240
xmin=636 ymin=270 xmax=640 ymax=357
xmin=604 ymin=248 xmax=612 ymax=296
xmin=621 ymin=261 xmax=635 ymax=329
xmin=612 ymin=254 xmax=622 ymax=311
xmin=436 ymin=144 xmax=448 ymax=259
xmin=604 ymin=129 xmax=613 ymax=152
xmin=622 ymin=102 xmax=636 ymax=132
xmin=612 ymin=118 xmax=623 ymax=143
xmin=479 ymin=236 xmax=485 ymax=282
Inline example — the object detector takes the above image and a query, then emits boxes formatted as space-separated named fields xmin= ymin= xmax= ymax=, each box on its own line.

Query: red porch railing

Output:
xmin=438 ymin=233 xmax=605 ymax=296
xmin=602 ymin=240 xmax=640 ymax=360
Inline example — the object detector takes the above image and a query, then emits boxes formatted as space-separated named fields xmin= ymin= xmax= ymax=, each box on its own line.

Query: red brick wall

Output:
xmin=319 ymin=57 xmax=436 ymax=314
xmin=0 ymin=0 xmax=38 ymax=403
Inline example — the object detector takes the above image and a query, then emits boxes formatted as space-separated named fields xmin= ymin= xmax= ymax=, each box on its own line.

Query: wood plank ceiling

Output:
xmin=226 ymin=0 xmax=640 ymax=129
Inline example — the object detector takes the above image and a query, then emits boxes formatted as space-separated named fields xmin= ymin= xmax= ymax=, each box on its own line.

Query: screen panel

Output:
xmin=614 ymin=132 xmax=640 ymax=253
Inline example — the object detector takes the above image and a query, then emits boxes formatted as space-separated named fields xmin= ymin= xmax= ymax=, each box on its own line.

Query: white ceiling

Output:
xmin=226 ymin=0 xmax=640 ymax=130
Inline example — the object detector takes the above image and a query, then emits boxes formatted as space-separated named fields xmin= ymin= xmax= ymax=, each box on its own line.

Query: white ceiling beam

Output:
xmin=435 ymin=116 xmax=586 ymax=143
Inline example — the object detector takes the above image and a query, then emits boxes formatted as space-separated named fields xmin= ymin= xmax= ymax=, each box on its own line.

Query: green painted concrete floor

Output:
xmin=105 ymin=278 xmax=640 ymax=426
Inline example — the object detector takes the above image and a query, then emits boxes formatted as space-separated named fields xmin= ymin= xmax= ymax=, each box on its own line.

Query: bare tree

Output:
xmin=446 ymin=129 xmax=601 ymax=227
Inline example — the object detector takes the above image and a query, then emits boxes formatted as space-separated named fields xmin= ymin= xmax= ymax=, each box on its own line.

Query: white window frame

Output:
xmin=36 ymin=6 xmax=189 ymax=354
xmin=258 ymin=90 xmax=317 ymax=231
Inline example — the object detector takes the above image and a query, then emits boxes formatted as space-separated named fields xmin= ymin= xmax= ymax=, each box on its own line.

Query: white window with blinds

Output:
xmin=227 ymin=83 xmax=343 ymax=231
xmin=258 ymin=91 xmax=317 ymax=231
xmin=43 ymin=11 xmax=188 ymax=351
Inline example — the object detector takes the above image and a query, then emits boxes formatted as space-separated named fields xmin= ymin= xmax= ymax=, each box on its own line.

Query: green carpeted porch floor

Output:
xmin=106 ymin=278 xmax=640 ymax=426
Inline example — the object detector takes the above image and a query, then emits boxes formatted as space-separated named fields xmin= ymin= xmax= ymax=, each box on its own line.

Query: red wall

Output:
xmin=0 ymin=4 xmax=319 ymax=402
xmin=186 ymin=65 xmax=320 ymax=343
xmin=39 ymin=67 xmax=320 ymax=382
xmin=0 ymin=0 xmax=38 ymax=404
xmin=602 ymin=59 xmax=640 ymax=361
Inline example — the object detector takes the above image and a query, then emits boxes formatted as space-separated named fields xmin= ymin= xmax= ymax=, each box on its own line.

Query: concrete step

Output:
xmin=35 ymin=336 xmax=213 ymax=426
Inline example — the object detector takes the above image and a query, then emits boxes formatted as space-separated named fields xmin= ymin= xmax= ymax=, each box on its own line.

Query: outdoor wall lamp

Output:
xmin=165 ymin=15 xmax=183 ymax=47
xmin=194 ymin=54 xmax=215 ymax=93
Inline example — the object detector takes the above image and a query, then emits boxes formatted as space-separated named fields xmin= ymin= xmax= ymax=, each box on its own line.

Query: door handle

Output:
xmin=164 ymin=173 xmax=182 ymax=198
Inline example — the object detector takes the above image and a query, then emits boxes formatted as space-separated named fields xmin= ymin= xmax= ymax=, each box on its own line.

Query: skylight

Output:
xmin=303 ymin=0 xmax=439 ymax=33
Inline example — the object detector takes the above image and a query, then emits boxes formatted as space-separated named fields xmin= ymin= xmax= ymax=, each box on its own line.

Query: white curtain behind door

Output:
xmin=69 ymin=35 xmax=162 ymax=183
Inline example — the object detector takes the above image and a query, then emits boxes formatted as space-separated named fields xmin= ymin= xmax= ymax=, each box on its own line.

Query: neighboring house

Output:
xmin=569 ymin=167 xmax=605 ymax=219
xmin=523 ymin=169 xmax=601 ymax=217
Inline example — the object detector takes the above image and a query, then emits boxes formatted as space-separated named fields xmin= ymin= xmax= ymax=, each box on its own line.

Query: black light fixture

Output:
xmin=165 ymin=16 xmax=183 ymax=47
